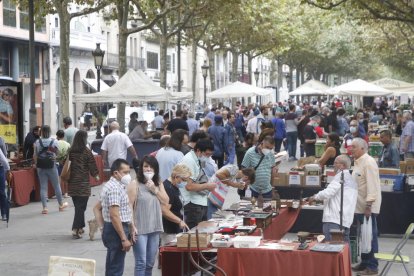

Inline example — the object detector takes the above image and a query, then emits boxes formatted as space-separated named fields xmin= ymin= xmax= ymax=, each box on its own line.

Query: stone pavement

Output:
xmin=0 ymin=160 xmax=413 ymax=275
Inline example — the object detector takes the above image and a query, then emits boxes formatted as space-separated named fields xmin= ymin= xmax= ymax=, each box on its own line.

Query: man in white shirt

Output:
xmin=308 ymin=155 xmax=357 ymax=242
xmin=246 ymin=108 xmax=264 ymax=135
xmin=101 ymin=121 xmax=138 ymax=168
xmin=152 ymin=110 xmax=165 ymax=131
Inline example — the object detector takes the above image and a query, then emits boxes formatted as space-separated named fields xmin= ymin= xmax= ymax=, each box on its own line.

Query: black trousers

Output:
xmin=72 ymin=196 xmax=89 ymax=230
xmin=212 ymin=154 xmax=224 ymax=169
xmin=184 ymin=202 xmax=207 ymax=230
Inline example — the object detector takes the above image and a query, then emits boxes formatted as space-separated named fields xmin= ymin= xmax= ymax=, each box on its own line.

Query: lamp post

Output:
xmin=254 ymin=68 xmax=260 ymax=104
xmin=201 ymin=60 xmax=209 ymax=106
xmin=92 ymin=43 xmax=105 ymax=139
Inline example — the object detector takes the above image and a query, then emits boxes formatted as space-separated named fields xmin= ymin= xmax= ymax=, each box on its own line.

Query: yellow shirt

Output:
xmin=352 ymin=153 xmax=382 ymax=214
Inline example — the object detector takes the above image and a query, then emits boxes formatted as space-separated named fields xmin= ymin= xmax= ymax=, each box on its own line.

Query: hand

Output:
xmin=237 ymin=182 xmax=246 ymax=190
xmin=364 ymin=206 xmax=372 ymax=219
xmin=205 ymin=183 xmax=217 ymax=191
xmin=146 ymin=180 xmax=158 ymax=194
xmin=131 ymin=225 xmax=138 ymax=243
xmin=179 ymin=220 xmax=190 ymax=231
xmin=307 ymin=196 xmax=315 ymax=205
xmin=121 ymin=239 xmax=132 ymax=252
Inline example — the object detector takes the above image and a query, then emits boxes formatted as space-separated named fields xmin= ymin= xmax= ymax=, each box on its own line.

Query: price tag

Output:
xmin=0 ymin=124 xmax=16 ymax=144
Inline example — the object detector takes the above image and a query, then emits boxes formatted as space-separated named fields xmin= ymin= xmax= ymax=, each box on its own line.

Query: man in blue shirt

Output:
xmin=379 ymin=130 xmax=400 ymax=168
xmin=271 ymin=113 xmax=286 ymax=153
xmin=208 ymin=115 xmax=228 ymax=168
xmin=224 ymin=113 xmax=237 ymax=165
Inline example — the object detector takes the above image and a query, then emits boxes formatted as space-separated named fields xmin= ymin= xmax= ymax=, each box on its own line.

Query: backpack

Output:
xmin=36 ymin=139 xmax=56 ymax=169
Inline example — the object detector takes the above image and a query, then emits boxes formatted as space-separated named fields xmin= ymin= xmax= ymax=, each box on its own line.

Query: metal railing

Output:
xmin=106 ymin=53 xmax=145 ymax=70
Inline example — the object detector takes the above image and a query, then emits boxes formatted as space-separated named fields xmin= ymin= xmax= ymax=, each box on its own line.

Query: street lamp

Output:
xmin=92 ymin=43 xmax=105 ymax=139
xmin=254 ymin=68 xmax=260 ymax=104
xmin=201 ymin=60 xmax=209 ymax=106
xmin=92 ymin=43 xmax=105 ymax=92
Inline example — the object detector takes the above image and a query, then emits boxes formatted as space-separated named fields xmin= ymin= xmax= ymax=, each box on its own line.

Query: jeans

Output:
xmin=71 ymin=196 xmax=89 ymax=230
xmin=224 ymin=146 xmax=236 ymax=165
xmin=286 ymin=131 xmax=298 ymax=158
xmin=102 ymin=222 xmax=130 ymax=276
xmin=0 ymin=167 xmax=6 ymax=217
xmin=184 ymin=202 xmax=207 ymax=230
xmin=322 ymin=222 xmax=350 ymax=243
xmin=274 ymin=138 xmax=283 ymax=153
xmin=207 ymin=199 xmax=219 ymax=220
xmin=133 ymin=232 xmax=160 ymax=276
xmin=250 ymin=189 xmax=272 ymax=199
xmin=356 ymin=214 xmax=379 ymax=271
xmin=37 ymin=167 xmax=63 ymax=208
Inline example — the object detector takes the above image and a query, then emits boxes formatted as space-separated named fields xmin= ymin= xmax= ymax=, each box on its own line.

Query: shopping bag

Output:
xmin=360 ymin=216 xmax=372 ymax=254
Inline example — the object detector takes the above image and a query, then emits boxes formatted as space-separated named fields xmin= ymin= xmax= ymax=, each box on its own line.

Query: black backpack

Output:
xmin=36 ymin=139 xmax=56 ymax=169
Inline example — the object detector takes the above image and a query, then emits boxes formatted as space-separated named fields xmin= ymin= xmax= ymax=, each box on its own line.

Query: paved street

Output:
xmin=0 ymin=157 xmax=413 ymax=275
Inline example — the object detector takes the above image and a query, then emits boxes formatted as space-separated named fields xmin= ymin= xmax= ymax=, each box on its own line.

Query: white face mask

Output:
xmin=262 ymin=148 xmax=274 ymax=156
xmin=143 ymin=172 xmax=155 ymax=181
xmin=199 ymin=155 xmax=209 ymax=162
xmin=120 ymin=174 xmax=132 ymax=186
xmin=350 ymin=126 xmax=357 ymax=133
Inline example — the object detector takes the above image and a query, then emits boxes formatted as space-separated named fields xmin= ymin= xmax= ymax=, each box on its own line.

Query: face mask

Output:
xmin=177 ymin=182 xmax=187 ymax=189
xmin=120 ymin=174 xmax=131 ymax=186
xmin=350 ymin=127 xmax=357 ymax=133
xmin=262 ymin=148 xmax=274 ymax=156
xmin=199 ymin=155 xmax=209 ymax=162
xmin=143 ymin=172 xmax=155 ymax=181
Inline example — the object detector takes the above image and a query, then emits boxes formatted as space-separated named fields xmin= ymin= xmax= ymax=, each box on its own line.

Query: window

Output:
xmin=166 ymin=55 xmax=171 ymax=72
xmin=147 ymin=51 xmax=158 ymax=69
xmin=3 ymin=0 xmax=16 ymax=27
xmin=55 ymin=17 xmax=59 ymax=28
xmin=19 ymin=7 xmax=29 ymax=30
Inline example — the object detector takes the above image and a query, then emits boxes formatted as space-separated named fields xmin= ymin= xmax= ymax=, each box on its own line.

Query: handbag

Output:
xmin=60 ymin=157 xmax=71 ymax=182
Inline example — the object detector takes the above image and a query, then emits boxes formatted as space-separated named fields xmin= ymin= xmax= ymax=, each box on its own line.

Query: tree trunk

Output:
xmin=247 ymin=53 xmax=252 ymax=84
xmin=231 ymin=50 xmax=238 ymax=82
xmin=191 ymin=40 xmax=197 ymax=105
xmin=116 ymin=0 xmax=129 ymax=133
xmin=289 ymin=66 xmax=294 ymax=92
xmin=206 ymin=44 xmax=216 ymax=92
xmin=300 ymin=66 xmax=305 ymax=85
xmin=277 ymin=57 xmax=283 ymax=93
xmin=58 ymin=3 xmax=71 ymax=121
xmin=159 ymin=35 xmax=168 ymax=89
xmin=296 ymin=67 xmax=300 ymax=88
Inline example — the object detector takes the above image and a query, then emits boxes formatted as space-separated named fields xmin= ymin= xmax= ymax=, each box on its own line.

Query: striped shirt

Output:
xmin=241 ymin=146 xmax=275 ymax=194
xmin=134 ymin=182 xmax=163 ymax=235
xmin=100 ymin=177 xmax=132 ymax=223
xmin=68 ymin=148 xmax=99 ymax=197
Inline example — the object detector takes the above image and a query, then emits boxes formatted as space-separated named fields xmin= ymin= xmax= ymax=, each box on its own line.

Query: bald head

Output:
xmin=110 ymin=121 xmax=120 ymax=131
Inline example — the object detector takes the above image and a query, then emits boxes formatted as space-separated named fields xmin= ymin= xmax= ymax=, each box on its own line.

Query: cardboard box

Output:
xmin=400 ymin=161 xmax=407 ymax=174
xmin=288 ymin=172 xmax=303 ymax=186
xmin=405 ymin=159 xmax=414 ymax=174
xmin=272 ymin=172 xmax=288 ymax=187
xmin=48 ymin=256 xmax=96 ymax=276
xmin=379 ymin=168 xmax=400 ymax=175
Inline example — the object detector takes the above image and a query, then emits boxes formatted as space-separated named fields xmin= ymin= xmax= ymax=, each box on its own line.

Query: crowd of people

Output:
xmin=16 ymin=95 xmax=409 ymax=276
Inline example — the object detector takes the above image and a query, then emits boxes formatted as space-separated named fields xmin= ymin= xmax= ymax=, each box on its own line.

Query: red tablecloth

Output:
xmin=11 ymin=168 xmax=37 ymax=206
xmin=11 ymin=156 xmax=105 ymax=206
xmin=263 ymin=207 xmax=300 ymax=240
xmin=216 ymin=242 xmax=352 ymax=276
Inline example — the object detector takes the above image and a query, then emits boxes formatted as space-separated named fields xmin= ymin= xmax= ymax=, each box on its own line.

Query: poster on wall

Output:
xmin=0 ymin=86 xmax=17 ymax=144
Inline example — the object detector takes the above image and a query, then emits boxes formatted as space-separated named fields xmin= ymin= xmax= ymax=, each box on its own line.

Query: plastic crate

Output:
xmin=380 ymin=174 xmax=405 ymax=192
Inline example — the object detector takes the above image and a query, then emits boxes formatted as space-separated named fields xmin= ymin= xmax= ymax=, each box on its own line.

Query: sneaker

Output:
xmin=352 ymin=264 xmax=366 ymax=272
xmin=357 ymin=268 xmax=378 ymax=275
xmin=72 ymin=229 xmax=82 ymax=239
xmin=64 ymin=193 xmax=71 ymax=198
xmin=41 ymin=209 xmax=48 ymax=215
xmin=2 ymin=214 xmax=7 ymax=221
xmin=88 ymin=219 xmax=99 ymax=241
xmin=59 ymin=202 xmax=69 ymax=211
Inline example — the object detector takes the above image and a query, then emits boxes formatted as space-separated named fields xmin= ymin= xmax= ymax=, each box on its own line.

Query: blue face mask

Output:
xmin=177 ymin=182 xmax=187 ymax=189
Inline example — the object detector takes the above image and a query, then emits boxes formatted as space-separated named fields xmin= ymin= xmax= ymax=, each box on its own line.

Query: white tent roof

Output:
xmin=206 ymin=81 xmax=272 ymax=99
xmin=327 ymin=79 xmax=392 ymax=96
xmin=136 ymin=70 xmax=193 ymax=101
xmin=74 ymin=69 xmax=168 ymax=103
xmin=82 ymin=78 xmax=110 ymax=92
xmin=371 ymin=77 xmax=414 ymax=95
xmin=289 ymin=80 xmax=329 ymax=96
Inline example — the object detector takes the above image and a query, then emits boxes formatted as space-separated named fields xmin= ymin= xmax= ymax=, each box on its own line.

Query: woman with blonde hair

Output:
xmin=160 ymin=164 xmax=191 ymax=245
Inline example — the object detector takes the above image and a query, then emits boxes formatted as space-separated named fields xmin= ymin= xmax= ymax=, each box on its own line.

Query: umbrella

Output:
xmin=327 ymin=79 xmax=392 ymax=96
xmin=289 ymin=80 xmax=329 ymax=96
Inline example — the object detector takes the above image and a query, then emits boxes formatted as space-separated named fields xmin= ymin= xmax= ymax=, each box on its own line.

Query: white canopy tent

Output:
xmin=82 ymin=78 xmax=110 ymax=92
xmin=206 ymin=81 xmax=272 ymax=99
xmin=74 ymin=69 xmax=172 ymax=103
xmin=371 ymin=77 xmax=414 ymax=96
xmin=289 ymin=80 xmax=329 ymax=96
xmin=135 ymin=70 xmax=193 ymax=101
xmin=327 ymin=79 xmax=392 ymax=96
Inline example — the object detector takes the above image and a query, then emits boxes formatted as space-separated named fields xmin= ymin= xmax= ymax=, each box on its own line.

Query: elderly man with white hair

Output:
xmin=400 ymin=111 xmax=414 ymax=160
xmin=308 ymin=155 xmax=357 ymax=242
xmin=351 ymin=138 xmax=381 ymax=275
xmin=186 ymin=112 xmax=199 ymax=137
xmin=101 ymin=121 xmax=138 ymax=168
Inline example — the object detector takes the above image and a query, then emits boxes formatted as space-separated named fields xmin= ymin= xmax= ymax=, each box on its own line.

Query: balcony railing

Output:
xmin=106 ymin=53 xmax=146 ymax=70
